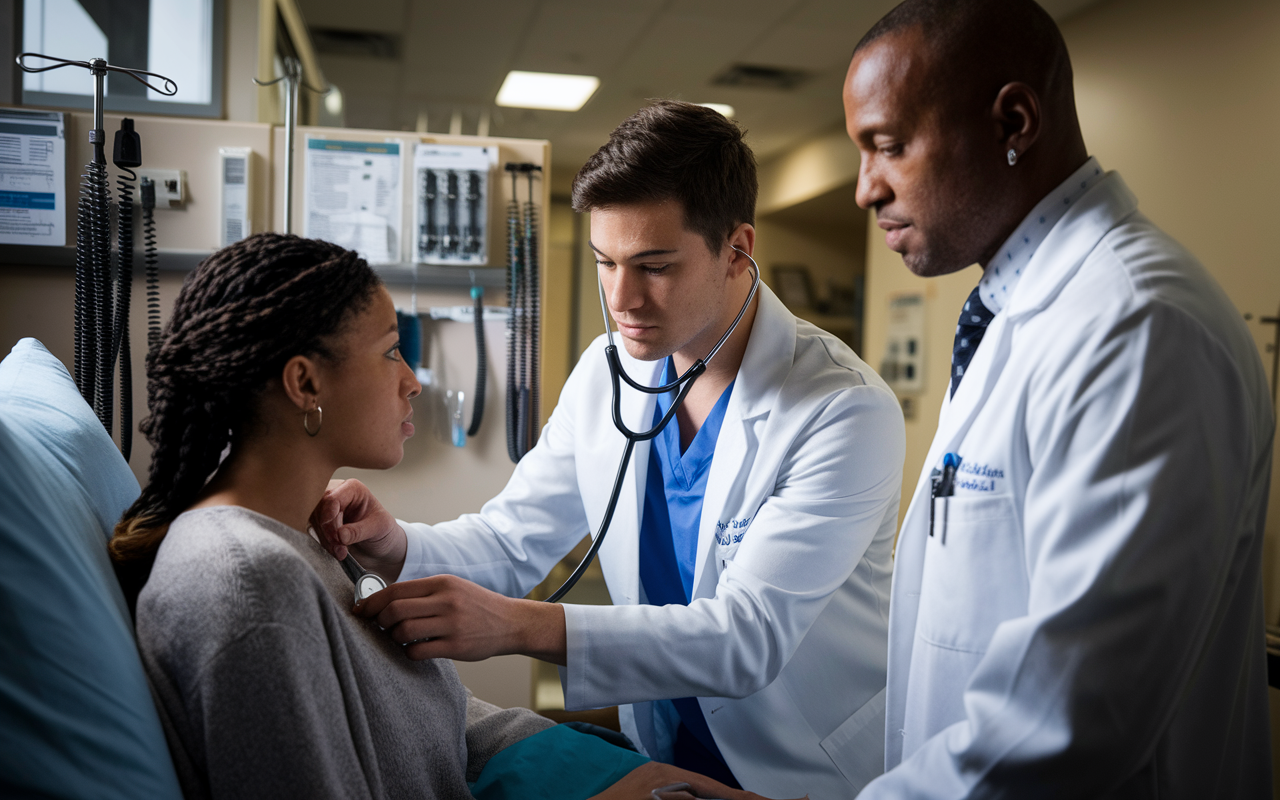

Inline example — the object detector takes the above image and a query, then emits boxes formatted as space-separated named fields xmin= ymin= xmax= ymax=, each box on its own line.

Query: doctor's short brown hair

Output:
xmin=571 ymin=100 xmax=757 ymax=256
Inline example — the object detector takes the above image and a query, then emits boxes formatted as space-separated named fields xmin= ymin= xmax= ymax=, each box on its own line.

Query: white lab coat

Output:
xmin=859 ymin=173 xmax=1274 ymax=798
xmin=399 ymin=284 xmax=905 ymax=798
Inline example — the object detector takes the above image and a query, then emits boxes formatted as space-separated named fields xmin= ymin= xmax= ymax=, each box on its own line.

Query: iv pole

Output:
xmin=254 ymin=57 xmax=328 ymax=234
xmin=16 ymin=53 xmax=176 ymax=458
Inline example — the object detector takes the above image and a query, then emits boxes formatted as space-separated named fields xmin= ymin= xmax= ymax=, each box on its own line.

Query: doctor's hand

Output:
xmin=354 ymin=573 xmax=568 ymax=665
xmin=589 ymin=761 xmax=805 ymax=800
xmin=310 ymin=478 xmax=407 ymax=580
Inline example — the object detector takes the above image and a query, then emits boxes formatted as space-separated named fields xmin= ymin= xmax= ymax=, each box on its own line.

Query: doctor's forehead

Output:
xmin=587 ymin=201 xmax=697 ymax=259
xmin=845 ymin=28 xmax=941 ymax=138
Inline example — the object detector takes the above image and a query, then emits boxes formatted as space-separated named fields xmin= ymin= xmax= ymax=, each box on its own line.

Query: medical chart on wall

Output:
xmin=303 ymin=137 xmax=402 ymax=264
xmin=0 ymin=110 xmax=66 ymax=247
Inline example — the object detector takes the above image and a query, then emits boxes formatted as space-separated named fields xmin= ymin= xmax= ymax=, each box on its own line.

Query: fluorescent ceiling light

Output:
xmin=698 ymin=103 xmax=735 ymax=118
xmin=496 ymin=71 xmax=600 ymax=111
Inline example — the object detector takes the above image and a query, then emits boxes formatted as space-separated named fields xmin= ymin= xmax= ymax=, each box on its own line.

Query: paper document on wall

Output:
xmin=0 ymin=110 xmax=66 ymax=246
xmin=304 ymin=138 xmax=402 ymax=263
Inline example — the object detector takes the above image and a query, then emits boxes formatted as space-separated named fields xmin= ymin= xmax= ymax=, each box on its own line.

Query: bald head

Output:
xmin=855 ymin=0 xmax=1075 ymax=118
xmin=844 ymin=0 xmax=1088 ymax=276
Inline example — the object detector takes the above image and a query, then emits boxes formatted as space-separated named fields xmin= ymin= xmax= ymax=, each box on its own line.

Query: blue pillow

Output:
xmin=0 ymin=338 xmax=182 ymax=799
xmin=469 ymin=724 xmax=650 ymax=800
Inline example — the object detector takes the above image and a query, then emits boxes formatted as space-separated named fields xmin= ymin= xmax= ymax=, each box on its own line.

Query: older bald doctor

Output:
xmin=313 ymin=101 xmax=905 ymax=798
xmin=844 ymin=0 xmax=1274 ymax=797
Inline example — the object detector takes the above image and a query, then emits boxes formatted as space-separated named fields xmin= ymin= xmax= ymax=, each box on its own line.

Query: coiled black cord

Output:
xmin=514 ymin=221 xmax=529 ymax=458
xmin=88 ymin=161 xmax=113 ymax=434
xmin=74 ymin=173 xmax=94 ymax=398
xmin=505 ymin=169 xmax=522 ymax=463
xmin=142 ymin=178 xmax=160 ymax=354
xmin=467 ymin=287 xmax=486 ymax=437
xmin=502 ymin=163 xmax=542 ymax=462
xmin=113 ymin=168 xmax=135 ymax=462
xmin=523 ymin=169 xmax=540 ymax=451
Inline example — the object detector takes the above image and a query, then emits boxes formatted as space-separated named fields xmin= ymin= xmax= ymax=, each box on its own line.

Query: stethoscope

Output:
xmin=542 ymin=246 xmax=761 ymax=603
xmin=342 ymin=553 xmax=387 ymax=601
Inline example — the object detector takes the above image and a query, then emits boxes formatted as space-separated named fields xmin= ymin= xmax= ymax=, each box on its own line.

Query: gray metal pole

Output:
xmin=283 ymin=58 xmax=300 ymax=234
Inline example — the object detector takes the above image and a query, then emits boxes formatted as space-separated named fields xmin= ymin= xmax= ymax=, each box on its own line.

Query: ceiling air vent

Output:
xmin=311 ymin=28 xmax=401 ymax=60
xmin=711 ymin=64 xmax=809 ymax=91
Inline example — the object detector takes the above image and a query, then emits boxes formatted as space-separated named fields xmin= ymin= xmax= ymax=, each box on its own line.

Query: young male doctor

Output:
xmin=844 ymin=1 xmax=1274 ymax=797
xmin=313 ymin=101 xmax=906 ymax=798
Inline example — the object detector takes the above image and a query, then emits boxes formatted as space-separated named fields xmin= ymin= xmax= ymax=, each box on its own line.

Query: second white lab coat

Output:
xmin=859 ymin=172 xmax=1274 ymax=798
xmin=399 ymin=285 xmax=905 ymax=798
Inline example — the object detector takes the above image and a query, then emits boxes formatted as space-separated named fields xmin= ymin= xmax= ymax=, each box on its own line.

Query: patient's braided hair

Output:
xmin=110 ymin=233 xmax=380 ymax=606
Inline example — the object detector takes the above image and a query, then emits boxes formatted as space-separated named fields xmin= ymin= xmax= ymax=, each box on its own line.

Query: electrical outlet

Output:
xmin=137 ymin=168 xmax=186 ymax=209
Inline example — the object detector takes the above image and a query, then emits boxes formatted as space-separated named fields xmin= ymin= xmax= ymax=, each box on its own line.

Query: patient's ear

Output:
xmin=280 ymin=355 xmax=323 ymax=411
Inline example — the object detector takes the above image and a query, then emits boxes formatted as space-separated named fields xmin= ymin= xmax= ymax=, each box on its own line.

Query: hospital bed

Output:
xmin=0 ymin=338 xmax=183 ymax=798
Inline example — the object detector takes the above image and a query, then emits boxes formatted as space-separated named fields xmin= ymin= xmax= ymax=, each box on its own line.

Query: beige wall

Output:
xmin=757 ymin=124 xmax=859 ymax=217
xmin=1066 ymin=0 xmax=1280 ymax=618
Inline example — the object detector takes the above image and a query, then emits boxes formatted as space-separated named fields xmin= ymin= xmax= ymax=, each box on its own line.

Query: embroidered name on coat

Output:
xmin=715 ymin=517 xmax=752 ymax=545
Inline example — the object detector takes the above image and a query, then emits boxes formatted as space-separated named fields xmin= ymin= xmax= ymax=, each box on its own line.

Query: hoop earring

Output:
xmin=1007 ymin=148 xmax=1018 ymax=166
xmin=304 ymin=405 xmax=322 ymax=437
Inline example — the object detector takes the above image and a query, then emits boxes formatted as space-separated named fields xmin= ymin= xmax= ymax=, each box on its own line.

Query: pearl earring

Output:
xmin=1007 ymin=148 xmax=1018 ymax=166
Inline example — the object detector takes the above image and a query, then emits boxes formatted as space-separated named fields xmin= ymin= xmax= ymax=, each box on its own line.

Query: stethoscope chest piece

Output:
xmin=356 ymin=572 xmax=386 ymax=601
xmin=341 ymin=553 xmax=387 ymax=602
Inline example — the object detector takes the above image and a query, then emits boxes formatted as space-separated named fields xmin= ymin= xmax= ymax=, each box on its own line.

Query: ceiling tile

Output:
xmin=669 ymin=0 xmax=802 ymax=21
xmin=512 ymin=4 xmax=659 ymax=76
xmin=787 ymin=0 xmax=899 ymax=31
xmin=309 ymin=0 xmax=974 ymax=177
xmin=315 ymin=55 xmax=402 ymax=91
xmin=298 ymin=0 xmax=407 ymax=33
xmin=744 ymin=24 xmax=863 ymax=71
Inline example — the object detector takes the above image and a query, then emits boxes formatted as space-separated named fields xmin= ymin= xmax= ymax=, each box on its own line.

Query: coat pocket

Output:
xmin=819 ymin=686 xmax=886 ymax=792
xmin=917 ymin=494 xmax=1026 ymax=653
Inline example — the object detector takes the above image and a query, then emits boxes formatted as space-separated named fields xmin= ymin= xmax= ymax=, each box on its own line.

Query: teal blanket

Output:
xmin=470 ymin=725 xmax=649 ymax=800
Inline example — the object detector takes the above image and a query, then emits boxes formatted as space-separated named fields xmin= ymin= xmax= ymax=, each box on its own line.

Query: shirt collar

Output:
xmin=978 ymin=156 xmax=1104 ymax=314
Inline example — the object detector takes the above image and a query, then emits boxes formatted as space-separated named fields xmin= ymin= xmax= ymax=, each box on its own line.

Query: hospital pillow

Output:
xmin=0 ymin=338 xmax=182 ymax=799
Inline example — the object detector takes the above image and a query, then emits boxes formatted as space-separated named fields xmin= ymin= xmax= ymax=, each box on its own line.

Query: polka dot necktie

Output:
xmin=951 ymin=286 xmax=994 ymax=399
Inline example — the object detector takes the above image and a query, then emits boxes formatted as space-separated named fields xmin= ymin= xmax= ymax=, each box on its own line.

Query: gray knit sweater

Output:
xmin=137 ymin=506 xmax=553 ymax=800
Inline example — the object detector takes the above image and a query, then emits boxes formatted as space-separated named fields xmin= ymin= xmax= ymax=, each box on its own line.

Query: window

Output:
xmin=21 ymin=0 xmax=224 ymax=117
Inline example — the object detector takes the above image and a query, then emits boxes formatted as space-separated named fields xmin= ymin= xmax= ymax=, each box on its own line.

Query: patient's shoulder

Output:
xmin=137 ymin=506 xmax=328 ymax=663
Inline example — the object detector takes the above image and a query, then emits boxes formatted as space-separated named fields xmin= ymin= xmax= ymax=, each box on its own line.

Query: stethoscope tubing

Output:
xmin=543 ymin=249 xmax=760 ymax=603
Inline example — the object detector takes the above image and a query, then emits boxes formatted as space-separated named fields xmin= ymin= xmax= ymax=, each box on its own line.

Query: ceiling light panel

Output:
xmin=496 ymin=71 xmax=600 ymax=111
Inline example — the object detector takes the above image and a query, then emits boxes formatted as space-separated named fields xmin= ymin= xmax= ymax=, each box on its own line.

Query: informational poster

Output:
xmin=303 ymin=137 xmax=401 ymax=264
xmin=0 ymin=109 xmax=66 ymax=246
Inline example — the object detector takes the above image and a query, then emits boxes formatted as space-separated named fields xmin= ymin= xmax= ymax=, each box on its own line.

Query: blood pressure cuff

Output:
xmin=0 ymin=338 xmax=182 ymax=799
xmin=470 ymin=723 xmax=649 ymax=800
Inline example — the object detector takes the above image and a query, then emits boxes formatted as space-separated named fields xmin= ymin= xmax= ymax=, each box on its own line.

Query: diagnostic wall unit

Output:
xmin=413 ymin=144 xmax=496 ymax=266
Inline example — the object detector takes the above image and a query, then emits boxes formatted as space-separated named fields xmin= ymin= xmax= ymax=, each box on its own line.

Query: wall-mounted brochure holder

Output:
xmin=413 ymin=144 xmax=496 ymax=266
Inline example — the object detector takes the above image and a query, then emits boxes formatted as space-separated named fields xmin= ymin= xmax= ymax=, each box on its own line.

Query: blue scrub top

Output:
xmin=638 ymin=358 xmax=735 ymax=775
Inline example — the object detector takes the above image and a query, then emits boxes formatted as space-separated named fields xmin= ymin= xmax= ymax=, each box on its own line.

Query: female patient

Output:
xmin=109 ymin=234 xmax=765 ymax=800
